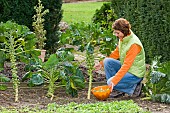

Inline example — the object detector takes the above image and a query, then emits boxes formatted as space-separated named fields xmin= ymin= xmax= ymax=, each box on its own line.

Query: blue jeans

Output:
xmin=104 ymin=58 xmax=143 ymax=95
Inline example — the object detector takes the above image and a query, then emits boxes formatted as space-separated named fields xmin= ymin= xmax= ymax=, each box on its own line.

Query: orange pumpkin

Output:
xmin=91 ymin=85 xmax=111 ymax=100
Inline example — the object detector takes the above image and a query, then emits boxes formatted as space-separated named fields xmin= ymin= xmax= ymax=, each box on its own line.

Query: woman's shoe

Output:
xmin=132 ymin=82 xmax=143 ymax=97
xmin=109 ymin=90 xmax=125 ymax=98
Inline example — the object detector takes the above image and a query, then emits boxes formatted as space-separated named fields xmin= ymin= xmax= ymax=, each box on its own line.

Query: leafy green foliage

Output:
xmin=0 ymin=85 xmax=7 ymax=91
xmin=0 ymin=74 xmax=10 ymax=91
xmin=152 ymin=94 xmax=170 ymax=104
xmin=59 ymin=22 xmax=117 ymax=99
xmin=59 ymin=22 xmax=117 ymax=56
xmin=99 ymin=29 xmax=118 ymax=56
xmin=22 ymin=48 xmax=85 ymax=99
xmin=0 ymin=51 xmax=5 ymax=70
xmin=59 ymin=22 xmax=102 ymax=99
xmin=0 ymin=21 xmax=38 ymax=102
xmin=150 ymin=71 xmax=166 ymax=84
xmin=92 ymin=2 xmax=117 ymax=31
xmin=23 ymin=54 xmax=59 ymax=100
xmin=63 ymin=67 xmax=85 ymax=97
xmin=0 ymin=74 xmax=10 ymax=82
xmin=59 ymin=22 xmax=102 ymax=47
xmin=49 ymin=100 xmax=148 ymax=113
xmin=0 ymin=0 xmax=63 ymax=53
xmin=111 ymin=0 xmax=170 ymax=63
xmin=0 ymin=100 xmax=150 ymax=113
xmin=56 ymin=49 xmax=85 ymax=97
xmin=22 ymin=73 xmax=44 ymax=87
xmin=0 ymin=21 xmax=39 ymax=63
xmin=143 ymin=57 xmax=170 ymax=103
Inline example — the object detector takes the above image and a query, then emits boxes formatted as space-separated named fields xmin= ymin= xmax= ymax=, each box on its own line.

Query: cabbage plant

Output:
xmin=22 ymin=48 xmax=85 ymax=100
xmin=143 ymin=56 xmax=170 ymax=103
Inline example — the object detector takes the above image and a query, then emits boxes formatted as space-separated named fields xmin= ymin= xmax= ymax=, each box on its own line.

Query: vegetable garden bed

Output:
xmin=0 ymin=81 xmax=170 ymax=112
xmin=0 ymin=56 xmax=170 ymax=113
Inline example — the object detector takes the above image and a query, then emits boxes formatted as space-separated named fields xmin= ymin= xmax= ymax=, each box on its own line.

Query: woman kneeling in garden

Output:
xmin=94 ymin=18 xmax=146 ymax=97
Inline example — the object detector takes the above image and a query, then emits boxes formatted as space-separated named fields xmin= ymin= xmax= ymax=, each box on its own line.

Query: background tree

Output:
xmin=0 ymin=0 xmax=63 ymax=53
xmin=111 ymin=0 xmax=170 ymax=63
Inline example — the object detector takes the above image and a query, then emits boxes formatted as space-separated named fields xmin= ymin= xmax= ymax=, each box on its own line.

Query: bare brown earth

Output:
xmin=0 ymin=86 xmax=170 ymax=113
xmin=0 ymin=62 xmax=170 ymax=113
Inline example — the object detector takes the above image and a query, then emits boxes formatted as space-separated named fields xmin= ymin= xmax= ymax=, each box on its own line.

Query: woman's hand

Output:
xmin=107 ymin=77 xmax=115 ymax=92
xmin=108 ymin=82 xmax=114 ymax=92
xmin=94 ymin=63 xmax=102 ymax=71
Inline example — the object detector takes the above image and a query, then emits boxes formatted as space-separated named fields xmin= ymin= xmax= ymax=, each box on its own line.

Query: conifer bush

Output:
xmin=0 ymin=0 xmax=63 ymax=53
xmin=111 ymin=0 xmax=170 ymax=63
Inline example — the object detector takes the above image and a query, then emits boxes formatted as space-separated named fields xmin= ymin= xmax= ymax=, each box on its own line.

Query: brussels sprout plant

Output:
xmin=0 ymin=21 xmax=37 ymax=102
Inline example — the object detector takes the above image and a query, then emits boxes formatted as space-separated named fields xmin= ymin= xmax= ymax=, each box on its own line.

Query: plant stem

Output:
xmin=47 ymin=80 xmax=55 ymax=100
xmin=87 ymin=69 xmax=93 ymax=99
xmin=32 ymin=0 xmax=49 ymax=49
xmin=9 ymin=36 xmax=19 ymax=102
xmin=86 ymin=51 xmax=94 ymax=99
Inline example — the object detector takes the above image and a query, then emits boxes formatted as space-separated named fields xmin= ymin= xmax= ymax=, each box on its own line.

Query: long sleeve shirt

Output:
xmin=100 ymin=44 xmax=141 ymax=85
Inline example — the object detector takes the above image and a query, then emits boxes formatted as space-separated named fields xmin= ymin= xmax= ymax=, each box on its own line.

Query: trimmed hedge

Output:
xmin=0 ymin=0 xmax=63 ymax=53
xmin=92 ymin=2 xmax=117 ymax=31
xmin=111 ymin=0 xmax=170 ymax=63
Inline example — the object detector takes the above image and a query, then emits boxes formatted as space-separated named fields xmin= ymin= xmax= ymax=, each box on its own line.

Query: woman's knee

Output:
xmin=103 ymin=58 xmax=113 ymax=66
xmin=103 ymin=58 xmax=119 ymax=67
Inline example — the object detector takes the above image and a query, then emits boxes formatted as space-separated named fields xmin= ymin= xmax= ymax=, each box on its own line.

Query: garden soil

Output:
xmin=0 ymin=62 xmax=170 ymax=113
xmin=0 ymin=86 xmax=170 ymax=113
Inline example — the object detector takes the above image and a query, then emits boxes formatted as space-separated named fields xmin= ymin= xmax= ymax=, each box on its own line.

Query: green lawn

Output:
xmin=62 ymin=2 xmax=108 ymax=24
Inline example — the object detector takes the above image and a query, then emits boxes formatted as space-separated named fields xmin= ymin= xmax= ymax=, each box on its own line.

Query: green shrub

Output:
xmin=92 ymin=2 xmax=117 ymax=31
xmin=42 ymin=0 xmax=63 ymax=53
xmin=0 ymin=0 xmax=63 ymax=53
xmin=111 ymin=0 xmax=170 ymax=63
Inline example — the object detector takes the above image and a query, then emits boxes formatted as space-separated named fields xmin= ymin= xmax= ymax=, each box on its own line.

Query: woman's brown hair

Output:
xmin=112 ymin=18 xmax=131 ymax=36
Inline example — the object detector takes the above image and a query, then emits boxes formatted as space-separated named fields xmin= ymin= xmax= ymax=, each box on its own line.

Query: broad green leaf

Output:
xmin=22 ymin=71 xmax=33 ymax=82
xmin=75 ymin=68 xmax=84 ymax=80
xmin=152 ymin=94 xmax=170 ymax=104
xmin=158 ymin=61 xmax=170 ymax=80
xmin=31 ymin=74 xmax=44 ymax=85
xmin=43 ymin=54 xmax=59 ymax=69
xmin=64 ymin=61 xmax=73 ymax=67
xmin=30 ymin=49 xmax=41 ymax=57
xmin=70 ymin=80 xmax=77 ymax=90
xmin=0 ymin=84 xmax=7 ymax=90
xmin=24 ymin=33 xmax=36 ymax=50
xmin=0 ymin=36 xmax=5 ymax=42
xmin=0 ymin=74 xmax=10 ymax=82
xmin=86 ymin=42 xmax=94 ymax=54
xmin=66 ymin=51 xmax=74 ymax=61
xmin=0 ymin=51 xmax=5 ymax=69
xmin=150 ymin=71 xmax=166 ymax=84
xmin=28 ymin=80 xmax=35 ymax=87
